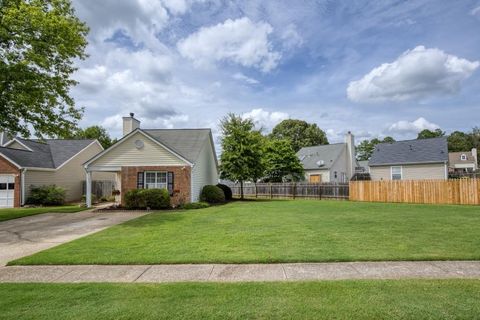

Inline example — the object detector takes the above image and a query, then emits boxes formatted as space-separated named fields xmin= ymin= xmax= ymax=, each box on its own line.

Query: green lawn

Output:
xmin=0 ymin=280 xmax=479 ymax=319
xmin=0 ymin=205 xmax=87 ymax=222
xmin=10 ymin=200 xmax=480 ymax=265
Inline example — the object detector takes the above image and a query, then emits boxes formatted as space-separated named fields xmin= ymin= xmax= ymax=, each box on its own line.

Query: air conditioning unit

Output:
xmin=316 ymin=160 xmax=325 ymax=167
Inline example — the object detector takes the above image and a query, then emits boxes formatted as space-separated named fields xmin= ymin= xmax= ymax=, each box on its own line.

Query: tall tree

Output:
xmin=73 ymin=126 xmax=116 ymax=149
xmin=356 ymin=136 xmax=395 ymax=161
xmin=0 ymin=0 xmax=88 ymax=138
xmin=270 ymin=119 xmax=328 ymax=152
xmin=219 ymin=114 xmax=264 ymax=199
xmin=263 ymin=139 xmax=304 ymax=182
xmin=448 ymin=131 xmax=473 ymax=152
xmin=417 ymin=129 xmax=445 ymax=139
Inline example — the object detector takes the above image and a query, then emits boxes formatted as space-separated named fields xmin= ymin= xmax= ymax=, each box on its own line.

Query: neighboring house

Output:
xmin=0 ymin=137 xmax=109 ymax=208
xmin=368 ymin=137 xmax=448 ymax=181
xmin=297 ymin=132 xmax=356 ymax=183
xmin=448 ymin=149 xmax=478 ymax=173
xmin=83 ymin=114 xmax=219 ymax=207
xmin=357 ymin=160 xmax=370 ymax=173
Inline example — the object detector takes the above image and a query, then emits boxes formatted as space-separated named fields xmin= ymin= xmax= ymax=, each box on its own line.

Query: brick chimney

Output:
xmin=122 ymin=113 xmax=140 ymax=136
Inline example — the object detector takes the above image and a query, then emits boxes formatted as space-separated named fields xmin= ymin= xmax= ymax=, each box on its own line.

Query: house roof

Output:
xmin=448 ymin=151 xmax=476 ymax=165
xmin=143 ymin=129 xmax=212 ymax=164
xmin=0 ymin=138 xmax=96 ymax=169
xmin=369 ymin=137 xmax=448 ymax=166
xmin=297 ymin=143 xmax=345 ymax=170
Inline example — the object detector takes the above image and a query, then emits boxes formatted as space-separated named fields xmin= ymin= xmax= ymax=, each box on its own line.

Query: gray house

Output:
xmin=368 ymin=137 xmax=448 ymax=181
xmin=297 ymin=132 xmax=356 ymax=183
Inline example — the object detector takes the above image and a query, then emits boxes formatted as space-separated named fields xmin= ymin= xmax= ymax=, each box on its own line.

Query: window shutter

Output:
xmin=137 ymin=172 xmax=144 ymax=189
xmin=168 ymin=172 xmax=174 ymax=195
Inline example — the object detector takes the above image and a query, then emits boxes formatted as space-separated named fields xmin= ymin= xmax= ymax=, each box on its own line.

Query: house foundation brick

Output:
xmin=121 ymin=166 xmax=191 ymax=207
xmin=0 ymin=156 xmax=21 ymax=207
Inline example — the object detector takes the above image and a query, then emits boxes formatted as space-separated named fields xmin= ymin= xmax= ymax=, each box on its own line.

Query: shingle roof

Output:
xmin=143 ymin=129 xmax=212 ymax=163
xmin=0 ymin=139 xmax=95 ymax=169
xmin=369 ymin=137 xmax=448 ymax=166
xmin=297 ymin=143 xmax=345 ymax=170
xmin=448 ymin=151 xmax=476 ymax=165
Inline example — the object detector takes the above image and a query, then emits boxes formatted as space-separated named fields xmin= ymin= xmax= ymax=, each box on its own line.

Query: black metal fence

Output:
xmin=229 ymin=182 xmax=349 ymax=200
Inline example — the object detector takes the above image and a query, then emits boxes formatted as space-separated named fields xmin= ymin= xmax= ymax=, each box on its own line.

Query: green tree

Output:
xmin=417 ymin=129 xmax=445 ymax=139
xmin=73 ymin=126 xmax=116 ymax=149
xmin=0 ymin=0 xmax=89 ymax=138
xmin=448 ymin=131 xmax=473 ymax=152
xmin=356 ymin=136 xmax=395 ymax=161
xmin=219 ymin=114 xmax=264 ymax=199
xmin=263 ymin=139 xmax=304 ymax=182
xmin=270 ymin=119 xmax=328 ymax=152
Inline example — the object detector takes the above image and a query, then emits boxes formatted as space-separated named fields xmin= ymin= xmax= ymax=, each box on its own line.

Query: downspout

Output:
xmin=444 ymin=161 xmax=448 ymax=180
xmin=190 ymin=163 xmax=195 ymax=203
xmin=21 ymin=168 xmax=27 ymax=206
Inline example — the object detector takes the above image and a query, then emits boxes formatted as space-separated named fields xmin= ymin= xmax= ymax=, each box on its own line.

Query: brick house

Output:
xmin=83 ymin=113 xmax=219 ymax=207
xmin=0 ymin=137 xmax=110 ymax=208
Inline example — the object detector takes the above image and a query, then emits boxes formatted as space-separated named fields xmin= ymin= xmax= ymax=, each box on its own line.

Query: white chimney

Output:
xmin=344 ymin=131 xmax=355 ymax=179
xmin=122 ymin=113 xmax=140 ymax=136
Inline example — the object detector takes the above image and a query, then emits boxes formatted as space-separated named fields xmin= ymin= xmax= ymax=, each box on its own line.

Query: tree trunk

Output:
xmin=240 ymin=180 xmax=244 ymax=200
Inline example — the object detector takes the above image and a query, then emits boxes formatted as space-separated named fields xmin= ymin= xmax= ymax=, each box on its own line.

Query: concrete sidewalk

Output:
xmin=0 ymin=261 xmax=479 ymax=283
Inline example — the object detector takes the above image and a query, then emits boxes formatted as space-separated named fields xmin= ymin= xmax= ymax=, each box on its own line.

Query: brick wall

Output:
xmin=0 ymin=156 xmax=21 ymax=207
xmin=121 ymin=166 xmax=191 ymax=207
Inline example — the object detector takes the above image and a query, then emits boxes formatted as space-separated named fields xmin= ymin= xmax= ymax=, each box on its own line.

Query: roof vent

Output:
xmin=130 ymin=112 xmax=135 ymax=118
xmin=316 ymin=160 xmax=325 ymax=167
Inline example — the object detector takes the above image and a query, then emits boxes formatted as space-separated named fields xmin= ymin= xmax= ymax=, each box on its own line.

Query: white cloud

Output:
xmin=388 ymin=117 xmax=439 ymax=134
xmin=177 ymin=17 xmax=281 ymax=72
xmin=347 ymin=46 xmax=479 ymax=103
xmin=242 ymin=108 xmax=289 ymax=131
xmin=280 ymin=24 xmax=303 ymax=50
xmin=471 ymin=6 xmax=480 ymax=18
xmin=232 ymin=72 xmax=259 ymax=84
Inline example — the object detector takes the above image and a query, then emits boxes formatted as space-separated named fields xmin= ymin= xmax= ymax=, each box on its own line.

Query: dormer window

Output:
xmin=460 ymin=154 xmax=467 ymax=161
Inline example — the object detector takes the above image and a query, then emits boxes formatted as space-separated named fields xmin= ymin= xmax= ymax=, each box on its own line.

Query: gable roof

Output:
xmin=297 ymin=143 xmax=345 ymax=170
xmin=143 ymin=129 xmax=212 ymax=164
xmin=449 ymin=151 xmax=476 ymax=165
xmin=369 ymin=137 xmax=448 ymax=166
xmin=0 ymin=138 xmax=97 ymax=169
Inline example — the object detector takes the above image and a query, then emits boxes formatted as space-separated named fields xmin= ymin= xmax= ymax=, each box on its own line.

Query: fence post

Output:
xmin=270 ymin=183 xmax=273 ymax=199
xmin=293 ymin=182 xmax=296 ymax=199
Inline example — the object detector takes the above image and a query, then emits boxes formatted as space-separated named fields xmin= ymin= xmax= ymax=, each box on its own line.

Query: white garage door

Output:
xmin=0 ymin=175 xmax=15 ymax=208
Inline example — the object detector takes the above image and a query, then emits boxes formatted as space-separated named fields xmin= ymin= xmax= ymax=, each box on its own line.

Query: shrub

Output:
xmin=124 ymin=188 xmax=170 ymax=210
xmin=27 ymin=185 xmax=66 ymax=206
xmin=200 ymin=185 xmax=225 ymax=203
xmin=81 ymin=194 xmax=97 ymax=204
xmin=181 ymin=202 xmax=210 ymax=210
xmin=216 ymin=183 xmax=233 ymax=201
xmin=143 ymin=189 xmax=170 ymax=209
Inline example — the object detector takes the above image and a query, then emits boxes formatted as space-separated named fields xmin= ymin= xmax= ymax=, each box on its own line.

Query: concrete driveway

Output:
xmin=0 ymin=210 xmax=148 ymax=266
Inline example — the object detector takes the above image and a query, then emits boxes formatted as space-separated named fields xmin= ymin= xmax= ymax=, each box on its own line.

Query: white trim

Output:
xmin=144 ymin=171 xmax=168 ymax=190
xmin=21 ymin=168 xmax=27 ymax=205
xmin=390 ymin=166 xmax=403 ymax=180
xmin=191 ymin=163 xmax=195 ymax=202
xmin=460 ymin=154 xmax=467 ymax=161
xmin=22 ymin=167 xmax=56 ymax=172
xmin=0 ymin=153 xmax=22 ymax=169
xmin=56 ymin=140 xmax=103 ymax=170
xmin=86 ymin=166 xmax=122 ymax=172
xmin=4 ymin=138 xmax=33 ymax=151
xmin=84 ymin=129 xmax=193 ymax=168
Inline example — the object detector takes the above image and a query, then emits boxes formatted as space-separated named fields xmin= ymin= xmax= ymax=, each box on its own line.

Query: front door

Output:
xmin=309 ymin=174 xmax=321 ymax=183
xmin=0 ymin=175 xmax=15 ymax=208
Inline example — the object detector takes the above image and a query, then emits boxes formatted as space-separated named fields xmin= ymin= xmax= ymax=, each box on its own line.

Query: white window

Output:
xmin=145 ymin=171 xmax=167 ymax=190
xmin=460 ymin=154 xmax=467 ymax=161
xmin=391 ymin=166 xmax=402 ymax=180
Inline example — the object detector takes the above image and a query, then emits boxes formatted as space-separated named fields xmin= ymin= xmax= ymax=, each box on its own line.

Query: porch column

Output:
xmin=86 ymin=170 xmax=92 ymax=208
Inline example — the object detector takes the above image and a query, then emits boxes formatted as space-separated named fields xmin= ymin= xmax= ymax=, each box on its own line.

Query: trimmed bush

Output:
xmin=200 ymin=185 xmax=225 ymax=203
xmin=181 ymin=202 xmax=210 ymax=210
xmin=124 ymin=188 xmax=170 ymax=210
xmin=216 ymin=183 xmax=233 ymax=201
xmin=27 ymin=185 xmax=66 ymax=206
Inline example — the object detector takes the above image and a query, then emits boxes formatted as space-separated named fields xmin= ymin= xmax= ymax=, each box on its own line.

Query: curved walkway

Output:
xmin=1 ymin=261 xmax=479 ymax=283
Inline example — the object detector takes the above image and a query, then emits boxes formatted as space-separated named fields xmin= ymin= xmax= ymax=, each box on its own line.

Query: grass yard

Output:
xmin=0 ymin=280 xmax=479 ymax=319
xmin=0 ymin=205 xmax=87 ymax=222
xmin=10 ymin=200 xmax=480 ymax=265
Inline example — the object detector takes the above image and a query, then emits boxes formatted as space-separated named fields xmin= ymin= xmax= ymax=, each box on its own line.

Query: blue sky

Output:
xmin=70 ymin=0 xmax=480 ymax=145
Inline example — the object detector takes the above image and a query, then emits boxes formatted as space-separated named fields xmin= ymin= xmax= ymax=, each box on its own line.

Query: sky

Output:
xmin=70 ymin=0 xmax=480 ymax=146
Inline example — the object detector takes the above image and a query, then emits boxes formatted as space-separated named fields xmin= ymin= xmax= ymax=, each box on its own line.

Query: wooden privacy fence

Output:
xmin=230 ymin=182 xmax=349 ymax=200
xmin=82 ymin=180 xmax=116 ymax=199
xmin=350 ymin=179 xmax=480 ymax=205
